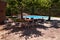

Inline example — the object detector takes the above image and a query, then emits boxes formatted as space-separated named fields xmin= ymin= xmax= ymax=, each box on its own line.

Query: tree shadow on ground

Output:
xmin=50 ymin=20 xmax=60 ymax=29
xmin=3 ymin=24 xmax=49 ymax=39
xmin=3 ymin=20 xmax=60 ymax=40
xmin=20 ymin=28 xmax=42 ymax=40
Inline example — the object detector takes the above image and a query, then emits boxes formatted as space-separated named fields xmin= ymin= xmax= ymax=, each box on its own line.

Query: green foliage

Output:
xmin=39 ymin=0 xmax=52 ymax=8
xmin=6 ymin=0 xmax=19 ymax=16
xmin=5 ymin=0 xmax=60 ymax=17
xmin=52 ymin=0 xmax=59 ymax=3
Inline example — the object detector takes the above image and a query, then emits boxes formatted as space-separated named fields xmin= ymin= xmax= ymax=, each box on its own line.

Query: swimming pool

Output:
xmin=23 ymin=15 xmax=49 ymax=20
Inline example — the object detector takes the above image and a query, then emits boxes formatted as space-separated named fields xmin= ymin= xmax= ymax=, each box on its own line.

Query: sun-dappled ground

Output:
xmin=0 ymin=20 xmax=60 ymax=40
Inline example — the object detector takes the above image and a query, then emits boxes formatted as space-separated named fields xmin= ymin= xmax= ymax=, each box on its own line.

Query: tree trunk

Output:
xmin=20 ymin=4 xmax=23 ymax=19
xmin=48 ymin=15 xmax=51 ymax=21
xmin=48 ymin=8 xmax=51 ymax=21
xmin=31 ymin=0 xmax=34 ymax=15
xmin=31 ymin=6 xmax=34 ymax=15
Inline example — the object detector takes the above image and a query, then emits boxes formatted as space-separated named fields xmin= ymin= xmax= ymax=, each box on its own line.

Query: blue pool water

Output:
xmin=23 ymin=15 xmax=49 ymax=20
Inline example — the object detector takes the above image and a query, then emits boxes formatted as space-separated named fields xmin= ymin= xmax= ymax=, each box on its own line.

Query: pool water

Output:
xmin=23 ymin=15 xmax=49 ymax=20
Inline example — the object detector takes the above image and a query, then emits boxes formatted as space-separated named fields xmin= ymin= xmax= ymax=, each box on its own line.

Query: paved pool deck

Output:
xmin=51 ymin=17 xmax=60 ymax=20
